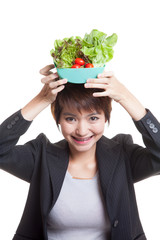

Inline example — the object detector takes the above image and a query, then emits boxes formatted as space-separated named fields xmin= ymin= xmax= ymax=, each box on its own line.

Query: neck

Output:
xmin=69 ymin=143 xmax=97 ymax=165
xmin=68 ymin=143 xmax=97 ymax=179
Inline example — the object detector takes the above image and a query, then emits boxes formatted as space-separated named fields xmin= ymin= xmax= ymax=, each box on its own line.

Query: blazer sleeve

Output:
xmin=0 ymin=110 xmax=39 ymax=182
xmin=124 ymin=109 xmax=160 ymax=183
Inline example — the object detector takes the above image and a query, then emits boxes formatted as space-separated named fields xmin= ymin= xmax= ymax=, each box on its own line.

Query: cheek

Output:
xmin=60 ymin=123 xmax=74 ymax=135
xmin=92 ymin=122 xmax=105 ymax=134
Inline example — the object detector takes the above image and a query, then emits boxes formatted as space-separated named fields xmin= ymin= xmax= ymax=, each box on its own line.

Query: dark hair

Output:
xmin=51 ymin=83 xmax=112 ymax=126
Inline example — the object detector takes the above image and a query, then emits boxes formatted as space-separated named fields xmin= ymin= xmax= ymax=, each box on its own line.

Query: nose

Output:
xmin=75 ymin=120 xmax=89 ymax=136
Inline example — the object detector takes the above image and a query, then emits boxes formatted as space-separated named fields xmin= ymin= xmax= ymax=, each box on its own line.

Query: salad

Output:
xmin=50 ymin=29 xmax=118 ymax=69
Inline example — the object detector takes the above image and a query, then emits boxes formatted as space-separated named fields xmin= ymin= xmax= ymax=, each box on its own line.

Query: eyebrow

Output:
xmin=63 ymin=113 xmax=76 ymax=117
xmin=62 ymin=112 xmax=101 ymax=117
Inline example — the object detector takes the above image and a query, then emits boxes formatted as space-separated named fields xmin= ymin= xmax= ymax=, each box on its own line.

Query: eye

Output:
xmin=65 ymin=117 xmax=76 ymax=122
xmin=90 ymin=116 xmax=99 ymax=121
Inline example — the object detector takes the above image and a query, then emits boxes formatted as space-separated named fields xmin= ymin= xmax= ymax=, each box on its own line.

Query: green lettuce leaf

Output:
xmin=81 ymin=30 xmax=118 ymax=67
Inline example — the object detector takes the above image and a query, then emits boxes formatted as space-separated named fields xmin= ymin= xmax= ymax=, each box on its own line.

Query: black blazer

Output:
xmin=0 ymin=109 xmax=160 ymax=240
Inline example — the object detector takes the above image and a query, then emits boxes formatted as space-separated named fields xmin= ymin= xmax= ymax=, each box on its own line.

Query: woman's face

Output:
xmin=59 ymin=106 xmax=106 ymax=154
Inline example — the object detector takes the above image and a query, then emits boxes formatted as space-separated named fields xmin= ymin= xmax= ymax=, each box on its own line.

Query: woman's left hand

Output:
xmin=84 ymin=71 xmax=147 ymax=121
xmin=84 ymin=71 xmax=128 ymax=103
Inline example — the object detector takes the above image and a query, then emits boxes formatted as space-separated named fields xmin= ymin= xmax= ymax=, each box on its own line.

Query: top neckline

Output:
xmin=66 ymin=170 xmax=98 ymax=180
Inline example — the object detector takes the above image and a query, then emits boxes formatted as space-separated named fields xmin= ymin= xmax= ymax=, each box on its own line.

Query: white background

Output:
xmin=0 ymin=0 xmax=160 ymax=239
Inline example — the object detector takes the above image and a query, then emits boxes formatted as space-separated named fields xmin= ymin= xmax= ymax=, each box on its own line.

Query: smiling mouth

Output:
xmin=72 ymin=136 xmax=93 ymax=144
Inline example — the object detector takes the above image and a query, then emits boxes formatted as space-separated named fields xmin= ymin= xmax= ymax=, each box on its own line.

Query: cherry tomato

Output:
xmin=75 ymin=58 xmax=85 ymax=66
xmin=85 ymin=63 xmax=94 ymax=68
xmin=71 ymin=64 xmax=81 ymax=68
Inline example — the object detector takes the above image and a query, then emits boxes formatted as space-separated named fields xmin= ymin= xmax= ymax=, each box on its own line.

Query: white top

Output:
xmin=47 ymin=171 xmax=111 ymax=240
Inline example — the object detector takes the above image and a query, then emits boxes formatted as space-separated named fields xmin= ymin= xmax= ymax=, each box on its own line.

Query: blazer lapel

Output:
xmin=96 ymin=135 xmax=133 ymax=239
xmin=47 ymin=139 xmax=69 ymax=207
xmin=96 ymin=135 xmax=121 ymax=198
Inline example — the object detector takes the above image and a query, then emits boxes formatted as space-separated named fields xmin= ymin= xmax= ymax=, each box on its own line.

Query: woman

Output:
xmin=0 ymin=64 xmax=160 ymax=240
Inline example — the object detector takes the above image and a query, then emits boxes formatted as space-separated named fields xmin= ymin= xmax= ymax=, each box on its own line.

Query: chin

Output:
xmin=69 ymin=138 xmax=98 ymax=153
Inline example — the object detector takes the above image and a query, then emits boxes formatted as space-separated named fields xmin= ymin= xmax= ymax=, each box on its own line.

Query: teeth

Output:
xmin=73 ymin=136 xmax=92 ymax=141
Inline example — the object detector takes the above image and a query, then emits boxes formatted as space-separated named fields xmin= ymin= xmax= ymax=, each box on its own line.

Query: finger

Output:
xmin=93 ymin=91 xmax=109 ymax=97
xmin=98 ymin=71 xmax=114 ymax=78
xmin=51 ymin=84 xmax=66 ymax=95
xmin=85 ymin=83 xmax=108 ymax=89
xmin=41 ymin=73 xmax=59 ymax=84
xmin=49 ymin=78 xmax=68 ymax=88
xmin=86 ymin=78 xmax=110 ymax=84
xmin=39 ymin=64 xmax=55 ymax=76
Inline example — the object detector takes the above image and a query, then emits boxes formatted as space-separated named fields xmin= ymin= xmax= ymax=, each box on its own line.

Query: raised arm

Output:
xmin=0 ymin=64 xmax=67 ymax=181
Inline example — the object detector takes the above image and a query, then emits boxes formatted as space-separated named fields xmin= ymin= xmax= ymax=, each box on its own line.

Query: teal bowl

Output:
xmin=56 ymin=66 xmax=105 ymax=84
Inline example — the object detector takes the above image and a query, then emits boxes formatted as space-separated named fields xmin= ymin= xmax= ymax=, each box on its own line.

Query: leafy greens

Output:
xmin=50 ymin=29 xmax=118 ymax=68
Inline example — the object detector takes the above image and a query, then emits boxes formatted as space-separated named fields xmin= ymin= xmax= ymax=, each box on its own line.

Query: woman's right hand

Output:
xmin=21 ymin=64 xmax=67 ymax=121
xmin=39 ymin=64 xmax=67 ymax=104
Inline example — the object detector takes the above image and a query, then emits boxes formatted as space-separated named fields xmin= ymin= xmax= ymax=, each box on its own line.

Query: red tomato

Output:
xmin=85 ymin=63 xmax=94 ymax=68
xmin=71 ymin=64 xmax=81 ymax=68
xmin=75 ymin=58 xmax=85 ymax=66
